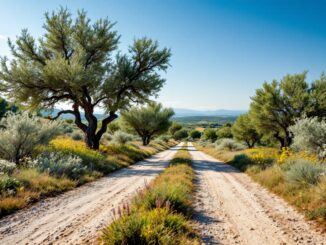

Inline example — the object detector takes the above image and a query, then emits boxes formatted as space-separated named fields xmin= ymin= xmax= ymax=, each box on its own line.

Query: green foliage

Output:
xmin=169 ymin=122 xmax=182 ymax=135
xmin=232 ymin=113 xmax=261 ymax=148
xmin=0 ymin=8 xmax=171 ymax=149
xmin=0 ymin=160 xmax=16 ymax=175
xmin=122 ymin=102 xmax=174 ymax=146
xmin=189 ymin=130 xmax=201 ymax=139
xmin=289 ymin=116 xmax=326 ymax=160
xmin=203 ymin=128 xmax=217 ymax=142
xmin=215 ymin=138 xmax=245 ymax=151
xmin=0 ymin=97 xmax=18 ymax=119
xmin=71 ymin=131 xmax=83 ymax=141
xmin=30 ymin=152 xmax=88 ymax=180
xmin=0 ymin=112 xmax=61 ymax=163
xmin=111 ymin=130 xmax=133 ymax=145
xmin=101 ymin=208 xmax=192 ymax=245
xmin=107 ymin=120 xmax=121 ymax=134
xmin=250 ymin=72 xmax=326 ymax=147
xmin=0 ymin=174 xmax=20 ymax=195
xmin=173 ymin=129 xmax=188 ymax=140
xmin=216 ymin=126 xmax=233 ymax=139
xmin=229 ymin=154 xmax=252 ymax=171
xmin=285 ymin=160 xmax=325 ymax=186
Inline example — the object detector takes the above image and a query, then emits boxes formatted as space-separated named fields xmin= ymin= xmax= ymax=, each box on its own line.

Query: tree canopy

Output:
xmin=121 ymin=102 xmax=174 ymax=145
xmin=0 ymin=8 xmax=171 ymax=149
xmin=249 ymin=72 xmax=326 ymax=147
xmin=232 ymin=113 xmax=261 ymax=148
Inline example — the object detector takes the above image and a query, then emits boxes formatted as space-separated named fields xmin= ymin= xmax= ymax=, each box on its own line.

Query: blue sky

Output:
xmin=0 ymin=0 xmax=325 ymax=110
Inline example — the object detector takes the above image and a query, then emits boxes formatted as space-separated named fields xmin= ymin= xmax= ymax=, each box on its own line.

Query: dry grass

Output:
xmin=100 ymin=145 xmax=199 ymax=244
xmin=194 ymin=143 xmax=326 ymax=229
xmin=0 ymin=138 xmax=177 ymax=217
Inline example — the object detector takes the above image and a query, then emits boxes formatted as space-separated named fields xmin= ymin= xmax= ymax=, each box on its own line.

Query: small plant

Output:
xmin=216 ymin=138 xmax=245 ymax=151
xmin=189 ymin=130 xmax=201 ymax=139
xmin=286 ymin=159 xmax=325 ymax=186
xmin=0 ymin=112 xmax=61 ymax=164
xmin=0 ymin=174 xmax=20 ymax=195
xmin=173 ymin=129 xmax=188 ymax=140
xmin=0 ymin=159 xmax=16 ymax=175
xmin=71 ymin=131 xmax=83 ymax=141
xmin=31 ymin=152 xmax=87 ymax=180
xmin=112 ymin=130 xmax=133 ymax=145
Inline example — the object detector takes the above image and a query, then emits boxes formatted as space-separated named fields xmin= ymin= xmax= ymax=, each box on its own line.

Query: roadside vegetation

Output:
xmin=0 ymin=8 xmax=178 ymax=218
xmin=100 ymin=145 xmax=199 ymax=244
xmin=191 ymin=72 xmax=326 ymax=228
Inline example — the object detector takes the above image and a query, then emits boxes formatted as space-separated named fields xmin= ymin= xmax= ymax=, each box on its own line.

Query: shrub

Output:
xmin=14 ymin=168 xmax=75 ymax=194
xmin=71 ymin=131 xmax=83 ymax=141
xmin=0 ymin=159 xmax=16 ymax=174
xmin=49 ymin=139 xmax=115 ymax=173
xmin=31 ymin=152 xmax=87 ymax=180
xmin=0 ymin=174 xmax=20 ymax=195
xmin=289 ymin=116 xmax=326 ymax=160
xmin=62 ymin=123 xmax=74 ymax=134
xmin=203 ymin=128 xmax=217 ymax=142
xmin=189 ymin=130 xmax=201 ymax=139
xmin=216 ymin=126 xmax=233 ymax=139
xmin=0 ymin=112 xmax=61 ymax=163
xmin=216 ymin=138 xmax=245 ymax=151
xmin=112 ymin=130 xmax=133 ymax=145
xmin=173 ymin=129 xmax=188 ymax=140
xmin=230 ymin=154 xmax=252 ymax=171
xmin=286 ymin=159 xmax=325 ymax=186
xmin=101 ymin=208 xmax=192 ymax=245
xmin=157 ymin=135 xmax=170 ymax=143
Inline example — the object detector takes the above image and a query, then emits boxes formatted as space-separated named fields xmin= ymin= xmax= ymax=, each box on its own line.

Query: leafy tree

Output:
xmin=121 ymin=102 xmax=174 ymax=145
xmin=203 ymin=128 xmax=217 ymax=142
xmin=250 ymin=72 xmax=326 ymax=147
xmin=189 ymin=130 xmax=201 ymax=139
xmin=0 ymin=8 xmax=171 ymax=149
xmin=232 ymin=113 xmax=261 ymax=148
xmin=0 ymin=97 xmax=18 ymax=119
xmin=289 ymin=116 xmax=326 ymax=160
xmin=0 ymin=112 xmax=61 ymax=164
xmin=173 ymin=129 xmax=188 ymax=140
xmin=216 ymin=125 xmax=233 ymax=139
xmin=169 ymin=122 xmax=182 ymax=136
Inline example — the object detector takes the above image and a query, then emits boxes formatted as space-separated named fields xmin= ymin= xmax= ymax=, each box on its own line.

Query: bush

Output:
xmin=112 ymin=130 xmax=133 ymax=145
xmin=31 ymin=152 xmax=87 ymax=180
xmin=0 ymin=174 xmax=20 ymax=195
xmin=289 ymin=116 xmax=326 ymax=160
xmin=0 ymin=159 xmax=16 ymax=174
xmin=286 ymin=159 xmax=325 ymax=186
xmin=62 ymin=123 xmax=74 ymax=134
xmin=157 ymin=135 xmax=170 ymax=143
xmin=0 ymin=112 xmax=61 ymax=163
xmin=216 ymin=126 xmax=233 ymax=139
xmin=189 ymin=130 xmax=201 ymax=139
xmin=203 ymin=128 xmax=217 ymax=142
xmin=216 ymin=138 xmax=245 ymax=151
xmin=173 ymin=129 xmax=188 ymax=140
xmin=230 ymin=154 xmax=252 ymax=171
xmin=101 ymin=208 xmax=192 ymax=245
xmin=71 ymin=131 xmax=83 ymax=141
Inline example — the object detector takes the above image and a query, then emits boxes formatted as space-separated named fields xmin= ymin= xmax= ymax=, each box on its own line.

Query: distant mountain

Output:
xmin=43 ymin=108 xmax=246 ymax=120
xmin=173 ymin=108 xmax=246 ymax=117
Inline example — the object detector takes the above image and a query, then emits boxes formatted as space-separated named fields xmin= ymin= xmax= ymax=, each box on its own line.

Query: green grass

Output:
xmin=0 ymin=138 xmax=176 ymax=218
xmin=100 ymin=145 xmax=199 ymax=244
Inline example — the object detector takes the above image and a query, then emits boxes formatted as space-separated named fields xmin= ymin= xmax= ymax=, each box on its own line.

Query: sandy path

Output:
xmin=0 ymin=144 xmax=182 ymax=245
xmin=189 ymin=143 xmax=326 ymax=245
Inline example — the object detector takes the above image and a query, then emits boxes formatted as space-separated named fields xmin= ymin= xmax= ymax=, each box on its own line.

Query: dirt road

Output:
xmin=0 ymin=144 xmax=181 ymax=245
xmin=189 ymin=143 xmax=326 ymax=245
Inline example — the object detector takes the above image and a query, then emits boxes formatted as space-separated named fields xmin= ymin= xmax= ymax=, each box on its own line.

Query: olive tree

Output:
xmin=121 ymin=102 xmax=174 ymax=145
xmin=250 ymin=72 xmax=326 ymax=147
xmin=232 ymin=113 xmax=261 ymax=148
xmin=0 ymin=8 xmax=171 ymax=149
